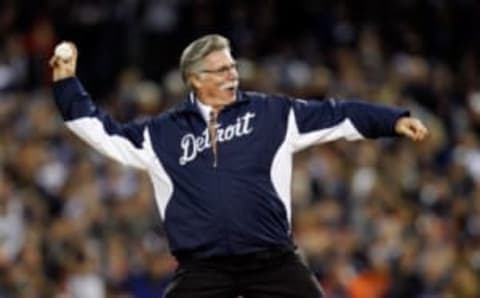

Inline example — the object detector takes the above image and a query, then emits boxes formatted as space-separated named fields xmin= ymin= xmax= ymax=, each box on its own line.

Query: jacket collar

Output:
xmin=175 ymin=90 xmax=250 ymax=115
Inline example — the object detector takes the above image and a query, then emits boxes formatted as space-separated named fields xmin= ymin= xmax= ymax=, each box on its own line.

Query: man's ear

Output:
xmin=189 ymin=74 xmax=202 ymax=89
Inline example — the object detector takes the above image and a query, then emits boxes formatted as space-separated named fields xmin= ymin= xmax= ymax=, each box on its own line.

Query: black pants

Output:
xmin=164 ymin=249 xmax=324 ymax=298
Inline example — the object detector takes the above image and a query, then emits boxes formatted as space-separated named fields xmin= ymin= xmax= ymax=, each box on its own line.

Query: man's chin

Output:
xmin=223 ymin=90 xmax=237 ymax=103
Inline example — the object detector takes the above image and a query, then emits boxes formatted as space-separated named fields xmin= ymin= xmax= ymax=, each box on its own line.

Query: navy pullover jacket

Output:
xmin=53 ymin=77 xmax=409 ymax=258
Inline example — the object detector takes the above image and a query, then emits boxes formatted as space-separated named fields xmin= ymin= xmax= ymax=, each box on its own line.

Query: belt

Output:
xmin=175 ymin=246 xmax=293 ymax=264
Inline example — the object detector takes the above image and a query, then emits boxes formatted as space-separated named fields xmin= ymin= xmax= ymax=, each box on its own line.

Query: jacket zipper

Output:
xmin=209 ymin=110 xmax=230 ymax=252
xmin=208 ymin=111 xmax=218 ymax=167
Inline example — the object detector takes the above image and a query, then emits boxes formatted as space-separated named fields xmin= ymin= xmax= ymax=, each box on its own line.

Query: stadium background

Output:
xmin=1 ymin=0 xmax=480 ymax=297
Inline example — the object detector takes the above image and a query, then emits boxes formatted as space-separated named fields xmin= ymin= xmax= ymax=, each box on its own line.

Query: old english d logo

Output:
xmin=179 ymin=112 xmax=255 ymax=165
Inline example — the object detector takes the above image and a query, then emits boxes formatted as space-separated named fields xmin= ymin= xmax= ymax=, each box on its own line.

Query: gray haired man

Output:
xmin=50 ymin=34 xmax=428 ymax=297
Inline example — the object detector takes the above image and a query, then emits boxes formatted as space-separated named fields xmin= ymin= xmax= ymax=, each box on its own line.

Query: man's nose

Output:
xmin=226 ymin=66 xmax=238 ymax=80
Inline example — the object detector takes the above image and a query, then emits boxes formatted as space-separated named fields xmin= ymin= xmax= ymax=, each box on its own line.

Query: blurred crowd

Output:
xmin=1 ymin=0 xmax=480 ymax=297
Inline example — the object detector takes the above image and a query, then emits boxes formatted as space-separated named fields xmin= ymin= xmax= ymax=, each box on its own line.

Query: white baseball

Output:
xmin=54 ymin=43 xmax=73 ymax=60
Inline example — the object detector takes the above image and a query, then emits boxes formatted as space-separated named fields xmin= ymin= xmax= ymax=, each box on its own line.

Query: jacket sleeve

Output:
xmin=52 ymin=77 xmax=155 ymax=170
xmin=287 ymin=97 xmax=410 ymax=152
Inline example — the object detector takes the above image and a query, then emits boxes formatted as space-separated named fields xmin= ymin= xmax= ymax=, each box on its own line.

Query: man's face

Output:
xmin=191 ymin=49 xmax=239 ymax=107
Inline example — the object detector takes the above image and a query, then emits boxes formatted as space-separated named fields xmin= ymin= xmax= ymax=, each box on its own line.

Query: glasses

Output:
xmin=199 ymin=63 xmax=238 ymax=76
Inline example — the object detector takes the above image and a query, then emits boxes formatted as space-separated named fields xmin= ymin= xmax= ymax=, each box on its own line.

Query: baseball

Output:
xmin=54 ymin=43 xmax=73 ymax=60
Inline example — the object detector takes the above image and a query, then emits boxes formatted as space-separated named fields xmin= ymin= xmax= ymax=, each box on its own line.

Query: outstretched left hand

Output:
xmin=395 ymin=117 xmax=429 ymax=141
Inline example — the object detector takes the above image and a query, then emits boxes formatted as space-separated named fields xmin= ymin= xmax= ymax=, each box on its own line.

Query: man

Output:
xmin=50 ymin=34 xmax=428 ymax=298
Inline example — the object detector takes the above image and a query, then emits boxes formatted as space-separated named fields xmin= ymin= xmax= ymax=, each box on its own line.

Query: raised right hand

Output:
xmin=49 ymin=41 xmax=78 ymax=82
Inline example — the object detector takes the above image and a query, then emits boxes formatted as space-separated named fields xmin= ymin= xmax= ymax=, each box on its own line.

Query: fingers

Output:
xmin=405 ymin=119 xmax=429 ymax=141
xmin=395 ymin=117 xmax=429 ymax=142
xmin=49 ymin=56 xmax=57 ymax=68
xmin=413 ymin=120 xmax=429 ymax=141
xmin=49 ymin=55 xmax=66 ymax=68
xmin=50 ymin=41 xmax=77 ymax=81
xmin=50 ymin=41 xmax=77 ymax=67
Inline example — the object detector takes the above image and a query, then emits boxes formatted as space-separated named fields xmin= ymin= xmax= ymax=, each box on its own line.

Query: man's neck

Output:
xmin=195 ymin=96 xmax=228 ymax=113
xmin=195 ymin=96 xmax=222 ymax=121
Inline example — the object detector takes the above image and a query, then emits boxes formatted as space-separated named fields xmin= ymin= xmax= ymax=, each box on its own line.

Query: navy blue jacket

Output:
xmin=53 ymin=77 xmax=408 ymax=258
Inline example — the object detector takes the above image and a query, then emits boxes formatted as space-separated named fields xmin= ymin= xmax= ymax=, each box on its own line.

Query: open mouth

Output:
xmin=221 ymin=81 xmax=238 ymax=93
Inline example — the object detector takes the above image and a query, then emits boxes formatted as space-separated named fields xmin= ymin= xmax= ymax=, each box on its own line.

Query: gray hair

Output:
xmin=179 ymin=34 xmax=231 ymax=87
